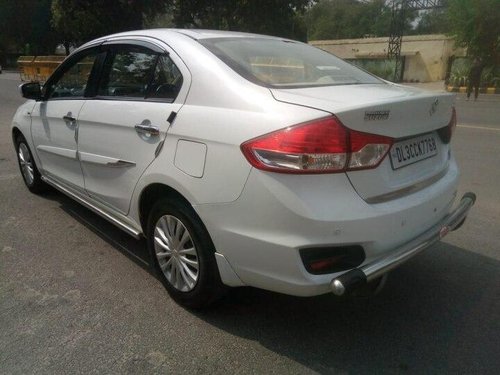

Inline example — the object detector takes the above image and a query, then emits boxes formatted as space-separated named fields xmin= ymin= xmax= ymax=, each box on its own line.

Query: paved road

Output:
xmin=1 ymin=72 xmax=499 ymax=374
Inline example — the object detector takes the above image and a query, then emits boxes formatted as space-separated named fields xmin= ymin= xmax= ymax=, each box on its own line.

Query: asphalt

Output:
xmin=1 ymin=72 xmax=499 ymax=374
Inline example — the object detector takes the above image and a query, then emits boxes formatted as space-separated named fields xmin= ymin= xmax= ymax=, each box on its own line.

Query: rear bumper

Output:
xmin=195 ymin=160 xmax=465 ymax=296
xmin=331 ymin=192 xmax=476 ymax=296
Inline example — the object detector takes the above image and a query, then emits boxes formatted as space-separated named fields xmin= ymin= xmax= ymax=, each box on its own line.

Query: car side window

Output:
xmin=147 ymin=55 xmax=183 ymax=100
xmin=47 ymin=51 xmax=99 ymax=99
xmin=98 ymin=48 xmax=157 ymax=98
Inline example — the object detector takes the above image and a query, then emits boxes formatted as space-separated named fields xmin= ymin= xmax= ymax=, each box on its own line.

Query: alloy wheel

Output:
xmin=153 ymin=215 xmax=199 ymax=292
xmin=18 ymin=143 xmax=34 ymax=186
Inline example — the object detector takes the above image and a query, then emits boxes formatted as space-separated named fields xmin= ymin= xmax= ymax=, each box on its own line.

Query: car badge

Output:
xmin=364 ymin=110 xmax=390 ymax=121
xmin=429 ymin=99 xmax=439 ymax=116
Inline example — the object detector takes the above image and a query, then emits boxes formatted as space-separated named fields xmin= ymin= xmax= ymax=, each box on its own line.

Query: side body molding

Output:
xmin=37 ymin=145 xmax=77 ymax=159
xmin=78 ymin=152 xmax=136 ymax=168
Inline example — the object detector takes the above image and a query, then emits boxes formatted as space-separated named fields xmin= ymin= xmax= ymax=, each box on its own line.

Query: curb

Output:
xmin=446 ymin=86 xmax=499 ymax=94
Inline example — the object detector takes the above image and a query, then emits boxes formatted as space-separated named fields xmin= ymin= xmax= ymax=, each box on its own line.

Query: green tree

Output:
xmin=0 ymin=0 xmax=57 ymax=55
xmin=306 ymin=0 xmax=401 ymax=41
xmin=51 ymin=0 xmax=171 ymax=54
xmin=447 ymin=0 xmax=500 ymax=64
xmin=412 ymin=9 xmax=449 ymax=35
xmin=171 ymin=0 xmax=311 ymax=41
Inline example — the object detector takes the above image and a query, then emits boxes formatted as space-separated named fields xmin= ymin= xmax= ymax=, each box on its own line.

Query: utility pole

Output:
xmin=387 ymin=0 xmax=447 ymax=82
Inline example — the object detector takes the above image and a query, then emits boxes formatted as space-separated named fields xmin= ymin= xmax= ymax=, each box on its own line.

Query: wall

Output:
xmin=310 ymin=34 xmax=464 ymax=82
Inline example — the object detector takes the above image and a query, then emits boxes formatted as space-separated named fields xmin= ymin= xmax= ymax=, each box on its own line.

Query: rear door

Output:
xmin=77 ymin=41 xmax=189 ymax=214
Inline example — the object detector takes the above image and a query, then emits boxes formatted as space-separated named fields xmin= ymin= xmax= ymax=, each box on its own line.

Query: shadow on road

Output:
xmin=42 ymin=188 xmax=500 ymax=374
xmin=199 ymin=245 xmax=500 ymax=374
xmin=206 ymin=248 xmax=500 ymax=374
xmin=39 ymin=188 xmax=152 ymax=272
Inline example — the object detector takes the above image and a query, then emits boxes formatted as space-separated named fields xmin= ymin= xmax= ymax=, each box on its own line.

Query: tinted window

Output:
xmin=98 ymin=49 xmax=158 ymax=97
xmin=147 ymin=55 xmax=183 ymax=100
xmin=200 ymin=38 xmax=382 ymax=88
xmin=48 ymin=52 xmax=98 ymax=98
xmin=97 ymin=48 xmax=183 ymax=101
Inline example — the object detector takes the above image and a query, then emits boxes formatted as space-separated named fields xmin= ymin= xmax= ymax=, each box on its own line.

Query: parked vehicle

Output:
xmin=12 ymin=29 xmax=475 ymax=308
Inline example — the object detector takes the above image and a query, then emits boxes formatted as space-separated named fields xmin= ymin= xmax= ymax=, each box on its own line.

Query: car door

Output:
xmin=30 ymin=47 xmax=102 ymax=191
xmin=77 ymin=42 xmax=187 ymax=215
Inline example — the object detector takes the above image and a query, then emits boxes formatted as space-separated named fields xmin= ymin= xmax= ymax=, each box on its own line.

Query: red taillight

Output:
xmin=241 ymin=116 xmax=393 ymax=174
xmin=438 ymin=107 xmax=457 ymax=144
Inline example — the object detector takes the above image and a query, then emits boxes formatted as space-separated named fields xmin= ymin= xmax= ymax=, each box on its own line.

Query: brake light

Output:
xmin=437 ymin=107 xmax=457 ymax=144
xmin=241 ymin=116 xmax=393 ymax=174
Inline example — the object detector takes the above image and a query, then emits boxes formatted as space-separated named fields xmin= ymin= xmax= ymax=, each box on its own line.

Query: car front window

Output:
xmin=47 ymin=52 xmax=98 ymax=99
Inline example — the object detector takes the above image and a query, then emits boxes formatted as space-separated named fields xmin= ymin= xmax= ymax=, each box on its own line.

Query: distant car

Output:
xmin=12 ymin=29 xmax=475 ymax=308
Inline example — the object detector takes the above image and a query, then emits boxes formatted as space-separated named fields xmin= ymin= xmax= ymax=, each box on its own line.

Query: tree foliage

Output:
xmin=306 ymin=0 xmax=399 ymax=40
xmin=51 ymin=0 xmax=171 ymax=52
xmin=50 ymin=0 xmax=311 ymax=49
xmin=411 ymin=9 xmax=449 ymax=35
xmin=170 ymin=0 xmax=311 ymax=41
xmin=0 ymin=0 xmax=57 ymax=54
xmin=447 ymin=0 xmax=500 ymax=64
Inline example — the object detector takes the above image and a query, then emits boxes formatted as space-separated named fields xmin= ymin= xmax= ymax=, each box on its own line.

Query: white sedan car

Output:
xmin=12 ymin=29 xmax=475 ymax=308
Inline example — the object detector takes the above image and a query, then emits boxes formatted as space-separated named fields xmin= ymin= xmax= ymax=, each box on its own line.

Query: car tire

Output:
xmin=15 ymin=135 xmax=47 ymax=193
xmin=147 ymin=197 xmax=225 ymax=309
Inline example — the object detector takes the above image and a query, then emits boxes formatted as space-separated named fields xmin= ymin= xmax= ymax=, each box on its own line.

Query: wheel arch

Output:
xmin=138 ymin=182 xmax=194 ymax=235
xmin=12 ymin=127 xmax=24 ymax=145
xmin=137 ymin=181 xmax=244 ymax=290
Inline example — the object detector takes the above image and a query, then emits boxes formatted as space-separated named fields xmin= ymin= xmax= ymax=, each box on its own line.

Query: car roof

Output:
xmin=96 ymin=28 xmax=288 ymax=42
xmin=77 ymin=28 xmax=295 ymax=55
xmin=171 ymin=29 xmax=278 ymax=40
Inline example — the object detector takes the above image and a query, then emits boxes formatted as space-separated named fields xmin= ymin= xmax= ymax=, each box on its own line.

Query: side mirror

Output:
xmin=19 ymin=82 xmax=42 ymax=100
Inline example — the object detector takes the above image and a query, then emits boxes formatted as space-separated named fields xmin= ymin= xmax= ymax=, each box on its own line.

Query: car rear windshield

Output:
xmin=199 ymin=37 xmax=382 ymax=88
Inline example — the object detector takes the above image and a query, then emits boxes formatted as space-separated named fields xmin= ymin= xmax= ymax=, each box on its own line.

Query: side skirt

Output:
xmin=41 ymin=175 xmax=142 ymax=239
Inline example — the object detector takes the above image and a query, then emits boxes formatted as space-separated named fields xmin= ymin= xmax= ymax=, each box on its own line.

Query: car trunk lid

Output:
xmin=270 ymin=83 xmax=456 ymax=202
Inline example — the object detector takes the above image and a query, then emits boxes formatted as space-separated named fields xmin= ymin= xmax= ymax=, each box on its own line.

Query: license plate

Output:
xmin=389 ymin=133 xmax=438 ymax=170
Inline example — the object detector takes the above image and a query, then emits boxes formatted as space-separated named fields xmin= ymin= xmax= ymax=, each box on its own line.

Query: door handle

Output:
xmin=63 ymin=115 xmax=76 ymax=122
xmin=135 ymin=123 xmax=160 ymax=137
xmin=63 ymin=115 xmax=77 ymax=129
